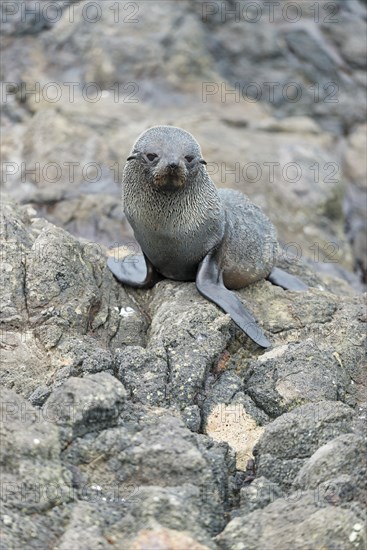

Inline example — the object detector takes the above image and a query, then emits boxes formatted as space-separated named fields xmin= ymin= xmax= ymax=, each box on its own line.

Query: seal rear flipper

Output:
xmin=196 ymin=254 xmax=272 ymax=349
xmin=268 ymin=267 xmax=308 ymax=291
xmin=107 ymin=253 xmax=161 ymax=289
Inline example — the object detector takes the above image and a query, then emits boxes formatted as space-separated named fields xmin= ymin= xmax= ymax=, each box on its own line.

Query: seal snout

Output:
xmin=153 ymin=158 xmax=187 ymax=192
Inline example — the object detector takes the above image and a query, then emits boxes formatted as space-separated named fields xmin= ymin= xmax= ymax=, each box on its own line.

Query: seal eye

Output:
xmin=146 ymin=153 xmax=158 ymax=161
xmin=185 ymin=156 xmax=194 ymax=163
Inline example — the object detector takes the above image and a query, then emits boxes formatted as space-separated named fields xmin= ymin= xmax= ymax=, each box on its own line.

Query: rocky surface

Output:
xmin=1 ymin=1 xmax=366 ymax=549
xmin=1 ymin=196 xmax=366 ymax=549
xmin=1 ymin=0 xmax=367 ymax=287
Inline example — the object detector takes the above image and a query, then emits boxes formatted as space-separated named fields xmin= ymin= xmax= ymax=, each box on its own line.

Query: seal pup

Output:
xmin=108 ymin=126 xmax=307 ymax=348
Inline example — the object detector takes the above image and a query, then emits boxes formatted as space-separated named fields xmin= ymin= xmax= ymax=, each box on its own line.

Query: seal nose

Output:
xmin=168 ymin=162 xmax=179 ymax=170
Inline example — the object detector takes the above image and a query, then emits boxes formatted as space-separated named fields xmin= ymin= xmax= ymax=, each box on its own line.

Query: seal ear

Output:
xmin=127 ymin=155 xmax=137 ymax=161
xmin=199 ymin=159 xmax=207 ymax=165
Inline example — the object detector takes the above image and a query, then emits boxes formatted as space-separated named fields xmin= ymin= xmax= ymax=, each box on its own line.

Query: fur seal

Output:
xmin=108 ymin=125 xmax=307 ymax=348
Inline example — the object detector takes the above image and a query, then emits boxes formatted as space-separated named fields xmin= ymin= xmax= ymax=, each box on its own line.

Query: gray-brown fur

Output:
xmin=218 ymin=189 xmax=278 ymax=288
xmin=123 ymin=125 xmax=278 ymax=288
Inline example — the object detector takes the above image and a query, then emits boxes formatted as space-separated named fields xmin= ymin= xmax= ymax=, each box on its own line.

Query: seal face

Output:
xmin=108 ymin=125 xmax=308 ymax=348
xmin=127 ymin=126 xmax=206 ymax=193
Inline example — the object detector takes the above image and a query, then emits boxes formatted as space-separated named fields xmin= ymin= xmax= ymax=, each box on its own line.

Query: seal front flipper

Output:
xmin=268 ymin=267 xmax=308 ymax=291
xmin=107 ymin=253 xmax=162 ymax=289
xmin=196 ymin=254 xmax=272 ymax=349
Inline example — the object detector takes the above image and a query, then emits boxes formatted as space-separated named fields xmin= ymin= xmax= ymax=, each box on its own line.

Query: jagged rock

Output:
xmin=216 ymin=490 xmax=366 ymax=550
xmin=254 ymin=401 xmax=356 ymax=489
xmin=294 ymin=433 xmax=367 ymax=506
xmin=238 ymin=476 xmax=283 ymax=516
xmin=0 ymin=198 xmax=146 ymax=400
xmin=0 ymin=388 xmax=71 ymax=513
xmin=43 ymin=373 xmax=127 ymax=444
xmin=244 ymin=340 xmax=350 ymax=417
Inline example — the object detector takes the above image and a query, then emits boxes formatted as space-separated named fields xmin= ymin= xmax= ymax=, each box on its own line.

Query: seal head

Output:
xmin=127 ymin=126 xmax=207 ymax=192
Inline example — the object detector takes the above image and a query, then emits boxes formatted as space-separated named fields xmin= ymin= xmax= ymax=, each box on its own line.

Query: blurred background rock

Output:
xmin=1 ymin=0 xmax=366 ymax=288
